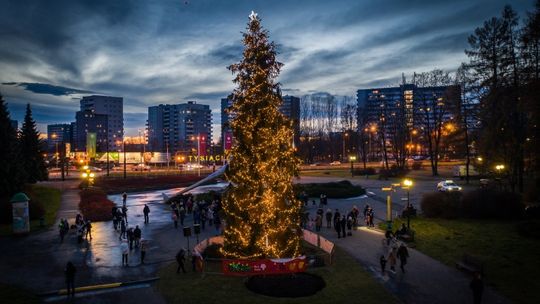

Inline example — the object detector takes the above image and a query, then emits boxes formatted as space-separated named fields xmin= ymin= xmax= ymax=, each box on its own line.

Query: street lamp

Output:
xmin=342 ymin=132 xmax=349 ymax=162
xmin=349 ymin=155 xmax=356 ymax=177
xmin=402 ymin=179 xmax=413 ymax=230
xmin=51 ymin=133 xmax=59 ymax=168
xmin=81 ymin=170 xmax=95 ymax=188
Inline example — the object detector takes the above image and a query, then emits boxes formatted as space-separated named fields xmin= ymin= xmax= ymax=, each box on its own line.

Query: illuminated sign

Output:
xmin=188 ymin=155 xmax=223 ymax=162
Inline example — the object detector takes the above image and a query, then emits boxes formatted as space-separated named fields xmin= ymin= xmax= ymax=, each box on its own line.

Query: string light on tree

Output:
xmin=221 ymin=11 xmax=302 ymax=259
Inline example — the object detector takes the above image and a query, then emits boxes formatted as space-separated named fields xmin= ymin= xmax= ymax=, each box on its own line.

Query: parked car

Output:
xmin=185 ymin=163 xmax=204 ymax=170
xmin=133 ymin=164 xmax=151 ymax=171
xmin=329 ymin=161 xmax=341 ymax=166
xmin=437 ymin=180 xmax=462 ymax=192
xmin=309 ymin=163 xmax=321 ymax=167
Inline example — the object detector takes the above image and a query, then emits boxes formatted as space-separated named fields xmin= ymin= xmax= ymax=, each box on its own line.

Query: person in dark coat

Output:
xmin=64 ymin=261 xmax=76 ymax=297
xmin=176 ymin=249 xmax=186 ymax=273
xmin=143 ymin=204 xmax=150 ymax=224
xmin=397 ymin=243 xmax=409 ymax=273
xmin=325 ymin=209 xmax=333 ymax=228
xmin=119 ymin=219 xmax=126 ymax=240
xmin=333 ymin=209 xmax=341 ymax=228
xmin=470 ymin=272 xmax=484 ymax=304
xmin=334 ymin=216 xmax=341 ymax=238
xmin=127 ymin=228 xmax=134 ymax=250
xmin=340 ymin=215 xmax=347 ymax=238
xmin=133 ymin=225 xmax=142 ymax=247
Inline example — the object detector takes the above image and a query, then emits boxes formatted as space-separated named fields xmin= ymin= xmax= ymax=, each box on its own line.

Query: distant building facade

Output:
xmin=357 ymin=83 xmax=461 ymax=155
xmin=147 ymin=101 xmax=212 ymax=155
xmin=47 ymin=123 xmax=73 ymax=152
xmin=80 ymin=95 xmax=123 ymax=147
xmin=75 ymin=110 xmax=108 ymax=153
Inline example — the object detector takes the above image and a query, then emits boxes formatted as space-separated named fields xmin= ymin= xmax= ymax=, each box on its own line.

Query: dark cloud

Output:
xmin=2 ymin=82 xmax=94 ymax=96
xmin=0 ymin=0 xmax=536 ymax=137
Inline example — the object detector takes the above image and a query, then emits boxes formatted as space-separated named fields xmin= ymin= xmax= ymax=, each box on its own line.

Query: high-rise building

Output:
xmin=47 ymin=123 xmax=73 ymax=152
xmin=357 ymin=83 xmax=460 ymax=156
xmin=147 ymin=101 xmax=212 ymax=154
xmin=80 ymin=95 xmax=123 ymax=146
xmin=75 ymin=110 xmax=108 ymax=153
xmin=357 ymin=84 xmax=460 ymax=132
xmin=281 ymin=95 xmax=301 ymax=145
xmin=221 ymin=95 xmax=301 ymax=150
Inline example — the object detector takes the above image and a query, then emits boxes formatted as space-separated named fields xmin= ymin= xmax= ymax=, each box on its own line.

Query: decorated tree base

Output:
xmin=245 ymin=273 xmax=325 ymax=298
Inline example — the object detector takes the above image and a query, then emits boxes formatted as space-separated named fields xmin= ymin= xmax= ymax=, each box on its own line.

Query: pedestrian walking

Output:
xmin=143 ymin=204 xmax=150 ymax=224
xmin=64 ymin=261 xmax=76 ymax=298
xmin=59 ymin=219 xmax=67 ymax=243
xmin=122 ymin=205 xmax=128 ymax=224
xmin=85 ymin=220 xmax=92 ymax=240
xmin=470 ymin=272 xmax=484 ymax=304
xmin=120 ymin=219 xmax=126 ymax=240
xmin=179 ymin=206 xmax=186 ymax=226
xmin=121 ymin=240 xmax=129 ymax=266
xmin=127 ymin=228 xmax=134 ymax=250
xmin=325 ymin=208 xmax=333 ymax=228
xmin=112 ymin=207 xmax=118 ymax=230
xmin=172 ymin=212 xmax=178 ymax=229
xmin=176 ymin=249 xmax=186 ymax=273
xmin=122 ymin=192 xmax=127 ymax=206
xmin=315 ymin=214 xmax=322 ymax=232
xmin=380 ymin=255 xmax=387 ymax=274
xmin=333 ymin=209 xmax=341 ymax=228
xmin=347 ymin=213 xmax=353 ymax=236
xmin=388 ymin=248 xmax=397 ymax=273
xmin=140 ymin=239 xmax=147 ymax=264
xmin=340 ymin=215 xmax=347 ymax=238
xmin=201 ymin=208 xmax=207 ymax=231
xmin=76 ymin=223 xmax=84 ymax=244
xmin=334 ymin=215 xmax=342 ymax=238
xmin=397 ymin=243 xmax=409 ymax=273
xmin=134 ymin=225 xmax=142 ymax=247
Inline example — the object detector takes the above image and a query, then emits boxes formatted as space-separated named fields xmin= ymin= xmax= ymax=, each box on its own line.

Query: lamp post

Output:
xmin=403 ymin=179 xmax=413 ymax=230
xmin=495 ymin=164 xmax=505 ymax=190
xmin=342 ymin=132 xmax=348 ymax=162
xmin=117 ymin=140 xmax=126 ymax=179
xmin=51 ymin=133 xmax=58 ymax=168
xmin=349 ymin=155 xmax=356 ymax=177
xmin=81 ymin=168 xmax=95 ymax=188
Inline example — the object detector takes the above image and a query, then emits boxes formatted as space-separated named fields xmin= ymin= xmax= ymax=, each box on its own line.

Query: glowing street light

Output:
xmin=349 ymin=155 xmax=357 ymax=177
xmin=402 ymin=178 xmax=414 ymax=230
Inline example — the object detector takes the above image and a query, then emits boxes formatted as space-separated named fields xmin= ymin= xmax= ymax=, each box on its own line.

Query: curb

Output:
xmin=39 ymin=277 xmax=160 ymax=297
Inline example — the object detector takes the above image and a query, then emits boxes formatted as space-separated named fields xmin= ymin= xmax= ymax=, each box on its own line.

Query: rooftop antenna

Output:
xmin=402 ymin=72 xmax=406 ymax=85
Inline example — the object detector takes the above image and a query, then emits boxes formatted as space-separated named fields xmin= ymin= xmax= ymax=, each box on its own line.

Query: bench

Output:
xmin=397 ymin=229 xmax=415 ymax=242
xmin=456 ymin=254 xmax=484 ymax=275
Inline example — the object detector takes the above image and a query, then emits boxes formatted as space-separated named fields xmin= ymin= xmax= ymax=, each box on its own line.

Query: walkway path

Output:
xmin=303 ymin=195 xmax=509 ymax=304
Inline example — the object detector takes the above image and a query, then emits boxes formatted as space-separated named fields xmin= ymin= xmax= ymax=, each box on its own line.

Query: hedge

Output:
xmin=79 ymin=188 xmax=115 ymax=222
xmin=421 ymin=189 xmax=524 ymax=219
xmin=295 ymin=180 xmax=366 ymax=198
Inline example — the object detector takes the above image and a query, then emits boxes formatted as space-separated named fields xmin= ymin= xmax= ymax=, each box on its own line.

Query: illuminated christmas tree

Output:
xmin=221 ymin=11 xmax=302 ymax=259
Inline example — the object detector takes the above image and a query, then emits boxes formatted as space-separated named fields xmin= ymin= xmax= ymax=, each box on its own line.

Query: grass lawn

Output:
xmin=0 ymin=283 xmax=40 ymax=304
xmin=382 ymin=217 xmax=540 ymax=304
xmin=156 ymin=246 xmax=397 ymax=304
xmin=0 ymin=184 xmax=61 ymax=236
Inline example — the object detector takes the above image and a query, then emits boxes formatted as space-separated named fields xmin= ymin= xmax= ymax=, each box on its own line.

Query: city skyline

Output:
xmin=0 ymin=0 xmax=534 ymax=138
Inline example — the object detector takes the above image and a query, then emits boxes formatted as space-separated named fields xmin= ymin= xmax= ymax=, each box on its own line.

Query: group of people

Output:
xmin=380 ymin=240 xmax=410 ymax=274
xmin=169 ymin=195 xmax=223 ymax=235
xmin=114 ymin=193 xmax=149 ymax=267
xmin=58 ymin=214 xmax=93 ymax=244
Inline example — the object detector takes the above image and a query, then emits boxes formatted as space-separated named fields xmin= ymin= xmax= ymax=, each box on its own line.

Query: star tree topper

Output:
xmin=249 ymin=10 xmax=258 ymax=21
